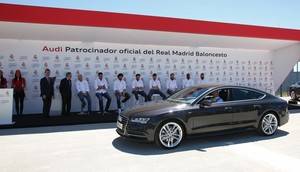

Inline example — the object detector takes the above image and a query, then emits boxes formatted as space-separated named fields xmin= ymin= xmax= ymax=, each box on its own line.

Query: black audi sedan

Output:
xmin=116 ymin=85 xmax=289 ymax=149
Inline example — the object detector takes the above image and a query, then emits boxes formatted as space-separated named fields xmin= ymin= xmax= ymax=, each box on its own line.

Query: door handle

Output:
xmin=253 ymin=105 xmax=262 ymax=110
xmin=224 ymin=106 xmax=232 ymax=110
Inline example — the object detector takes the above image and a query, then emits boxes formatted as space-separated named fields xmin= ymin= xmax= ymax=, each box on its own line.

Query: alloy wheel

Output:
xmin=261 ymin=113 xmax=278 ymax=135
xmin=291 ymin=91 xmax=296 ymax=100
xmin=159 ymin=122 xmax=183 ymax=148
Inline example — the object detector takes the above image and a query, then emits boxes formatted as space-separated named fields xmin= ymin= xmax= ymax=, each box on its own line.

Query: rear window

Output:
xmin=230 ymin=88 xmax=265 ymax=101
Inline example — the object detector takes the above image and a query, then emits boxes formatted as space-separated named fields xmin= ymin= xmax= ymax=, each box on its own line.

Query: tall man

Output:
xmin=76 ymin=74 xmax=91 ymax=114
xmin=148 ymin=73 xmax=166 ymax=101
xmin=40 ymin=68 xmax=56 ymax=117
xmin=132 ymin=73 xmax=147 ymax=102
xmin=166 ymin=73 xmax=178 ymax=95
xmin=114 ymin=73 xmax=130 ymax=113
xmin=183 ymin=73 xmax=194 ymax=88
xmin=95 ymin=72 xmax=111 ymax=114
xmin=59 ymin=72 xmax=72 ymax=116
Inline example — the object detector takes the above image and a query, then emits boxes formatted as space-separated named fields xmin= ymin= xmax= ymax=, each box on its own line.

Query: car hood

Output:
xmin=122 ymin=100 xmax=189 ymax=117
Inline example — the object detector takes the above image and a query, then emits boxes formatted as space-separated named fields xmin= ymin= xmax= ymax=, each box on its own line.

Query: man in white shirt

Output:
xmin=132 ymin=73 xmax=148 ymax=102
xmin=183 ymin=73 xmax=194 ymax=88
xmin=114 ymin=73 xmax=130 ymax=112
xmin=166 ymin=73 xmax=178 ymax=95
xmin=148 ymin=73 xmax=166 ymax=101
xmin=198 ymin=73 xmax=208 ymax=85
xmin=95 ymin=72 xmax=111 ymax=114
xmin=76 ymin=74 xmax=91 ymax=114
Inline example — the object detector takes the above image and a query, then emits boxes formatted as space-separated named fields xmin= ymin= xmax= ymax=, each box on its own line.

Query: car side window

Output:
xmin=230 ymin=88 xmax=264 ymax=101
xmin=199 ymin=88 xmax=230 ymax=104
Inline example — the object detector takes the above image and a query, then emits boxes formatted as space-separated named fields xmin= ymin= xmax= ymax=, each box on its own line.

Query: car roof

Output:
xmin=193 ymin=84 xmax=266 ymax=93
xmin=193 ymin=84 xmax=224 ymax=88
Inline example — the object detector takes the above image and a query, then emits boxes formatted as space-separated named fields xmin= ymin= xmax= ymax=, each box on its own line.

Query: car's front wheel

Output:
xmin=155 ymin=121 xmax=184 ymax=149
xmin=258 ymin=113 xmax=278 ymax=136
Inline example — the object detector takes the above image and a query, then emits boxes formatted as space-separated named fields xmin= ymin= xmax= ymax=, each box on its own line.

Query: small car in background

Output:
xmin=289 ymin=81 xmax=300 ymax=101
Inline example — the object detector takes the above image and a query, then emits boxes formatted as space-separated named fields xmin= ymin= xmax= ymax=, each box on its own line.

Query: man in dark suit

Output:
xmin=40 ymin=68 xmax=56 ymax=117
xmin=59 ymin=72 xmax=72 ymax=116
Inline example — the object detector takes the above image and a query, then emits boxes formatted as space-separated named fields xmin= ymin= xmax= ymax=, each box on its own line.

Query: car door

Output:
xmin=187 ymin=88 xmax=234 ymax=134
xmin=229 ymin=88 xmax=265 ymax=128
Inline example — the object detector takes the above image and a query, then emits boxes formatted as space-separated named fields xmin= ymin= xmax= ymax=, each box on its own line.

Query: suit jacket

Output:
xmin=0 ymin=77 xmax=7 ymax=88
xmin=59 ymin=78 xmax=72 ymax=97
xmin=40 ymin=77 xmax=55 ymax=97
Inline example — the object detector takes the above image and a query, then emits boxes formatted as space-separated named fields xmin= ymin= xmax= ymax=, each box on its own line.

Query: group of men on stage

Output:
xmin=40 ymin=68 xmax=207 ymax=116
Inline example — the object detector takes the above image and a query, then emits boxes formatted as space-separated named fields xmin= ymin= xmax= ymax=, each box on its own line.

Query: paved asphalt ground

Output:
xmin=0 ymin=112 xmax=299 ymax=172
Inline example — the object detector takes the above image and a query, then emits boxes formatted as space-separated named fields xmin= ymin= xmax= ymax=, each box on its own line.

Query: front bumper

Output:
xmin=116 ymin=115 xmax=155 ymax=142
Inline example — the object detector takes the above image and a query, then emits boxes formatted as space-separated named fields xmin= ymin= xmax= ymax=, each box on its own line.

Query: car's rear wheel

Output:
xmin=155 ymin=121 xmax=184 ymax=149
xmin=258 ymin=113 xmax=278 ymax=136
xmin=290 ymin=90 xmax=297 ymax=100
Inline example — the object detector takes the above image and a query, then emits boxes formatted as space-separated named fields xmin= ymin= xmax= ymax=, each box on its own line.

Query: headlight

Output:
xmin=118 ymin=115 xmax=122 ymax=121
xmin=130 ymin=117 xmax=150 ymax=124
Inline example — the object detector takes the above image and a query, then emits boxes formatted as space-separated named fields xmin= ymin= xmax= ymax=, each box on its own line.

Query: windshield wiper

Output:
xmin=167 ymin=98 xmax=182 ymax=103
xmin=167 ymin=98 xmax=192 ymax=104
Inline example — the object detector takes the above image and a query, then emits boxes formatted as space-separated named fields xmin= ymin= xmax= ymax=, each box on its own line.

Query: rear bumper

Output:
xmin=280 ymin=111 xmax=289 ymax=126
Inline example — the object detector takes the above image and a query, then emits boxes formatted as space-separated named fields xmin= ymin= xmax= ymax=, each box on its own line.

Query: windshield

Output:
xmin=167 ymin=87 xmax=208 ymax=104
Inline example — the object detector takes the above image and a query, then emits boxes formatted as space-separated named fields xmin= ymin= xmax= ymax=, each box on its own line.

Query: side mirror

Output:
xmin=199 ymin=100 xmax=211 ymax=108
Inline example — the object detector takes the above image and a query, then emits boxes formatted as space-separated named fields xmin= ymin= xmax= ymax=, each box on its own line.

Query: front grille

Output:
xmin=119 ymin=115 xmax=128 ymax=125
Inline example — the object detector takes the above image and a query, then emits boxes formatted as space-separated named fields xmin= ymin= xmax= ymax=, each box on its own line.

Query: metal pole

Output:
xmin=280 ymin=84 xmax=283 ymax=97
xmin=296 ymin=61 xmax=299 ymax=82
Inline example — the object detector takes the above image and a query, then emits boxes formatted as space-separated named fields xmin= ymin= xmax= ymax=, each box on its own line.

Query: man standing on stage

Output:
xmin=40 ymin=68 xmax=56 ymax=117
xmin=59 ymin=72 xmax=72 ymax=116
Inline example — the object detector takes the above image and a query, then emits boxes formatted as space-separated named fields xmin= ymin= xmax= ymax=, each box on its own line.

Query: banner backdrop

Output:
xmin=0 ymin=39 xmax=274 ymax=114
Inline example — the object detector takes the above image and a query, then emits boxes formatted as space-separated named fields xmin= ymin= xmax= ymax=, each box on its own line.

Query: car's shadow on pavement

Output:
xmin=112 ymin=129 xmax=289 ymax=155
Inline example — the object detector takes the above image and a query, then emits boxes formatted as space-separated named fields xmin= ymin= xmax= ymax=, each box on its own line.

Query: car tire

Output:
xmin=155 ymin=121 xmax=184 ymax=149
xmin=290 ymin=90 xmax=297 ymax=101
xmin=257 ymin=113 xmax=279 ymax=136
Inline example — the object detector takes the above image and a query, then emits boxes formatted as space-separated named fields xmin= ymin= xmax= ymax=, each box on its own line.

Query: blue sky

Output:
xmin=1 ymin=0 xmax=299 ymax=29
